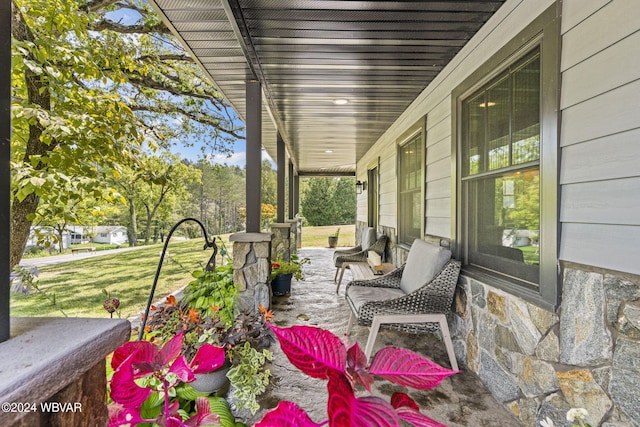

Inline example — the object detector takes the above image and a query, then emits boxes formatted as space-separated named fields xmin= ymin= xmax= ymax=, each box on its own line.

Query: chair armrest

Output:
xmin=334 ymin=245 xmax=362 ymax=256
xmin=367 ymin=236 xmax=388 ymax=255
xmin=345 ymin=265 xmax=405 ymax=291
xmin=334 ymin=250 xmax=368 ymax=266
xmin=360 ymin=260 xmax=461 ymax=316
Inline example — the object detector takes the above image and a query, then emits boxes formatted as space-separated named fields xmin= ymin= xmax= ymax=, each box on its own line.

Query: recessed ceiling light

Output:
xmin=478 ymin=101 xmax=496 ymax=108
xmin=333 ymin=99 xmax=349 ymax=105
xmin=324 ymin=150 xmax=334 ymax=153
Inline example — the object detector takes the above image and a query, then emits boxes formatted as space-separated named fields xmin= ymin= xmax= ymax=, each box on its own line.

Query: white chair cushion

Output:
xmin=399 ymin=240 xmax=451 ymax=294
xmin=361 ymin=227 xmax=377 ymax=250
xmin=347 ymin=285 xmax=406 ymax=312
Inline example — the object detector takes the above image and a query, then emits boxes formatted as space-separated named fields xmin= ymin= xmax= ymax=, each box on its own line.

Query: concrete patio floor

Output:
xmin=249 ymin=247 xmax=523 ymax=426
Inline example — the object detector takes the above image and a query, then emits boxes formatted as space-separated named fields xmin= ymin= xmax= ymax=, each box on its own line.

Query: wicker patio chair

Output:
xmin=345 ymin=239 xmax=461 ymax=370
xmin=333 ymin=227 xmax=388 ymax=281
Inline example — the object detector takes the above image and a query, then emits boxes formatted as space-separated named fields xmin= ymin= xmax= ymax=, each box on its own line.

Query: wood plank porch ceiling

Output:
xmin=150 ymin=0 xmax=506 ymax=174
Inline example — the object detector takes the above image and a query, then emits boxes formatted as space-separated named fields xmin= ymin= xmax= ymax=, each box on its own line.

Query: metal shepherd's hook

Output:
xmin=137 ymin=218 xmax=217 ymax=340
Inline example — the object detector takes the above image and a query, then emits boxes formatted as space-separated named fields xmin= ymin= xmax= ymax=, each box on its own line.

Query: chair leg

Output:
xmin=364 ymin=317 xmax=383 ymax=360
xmin=334 ymin=267 xmax=339 ymax=282
xmin=336 ymin=264 xmax=349 ymax=293
xmin=365 ymin=314 xmax=459 ymax=371
xmin=437 ymin=317 xmax=459 ymax=371
xmin=347 ymin=311 xmax=355 ymax=334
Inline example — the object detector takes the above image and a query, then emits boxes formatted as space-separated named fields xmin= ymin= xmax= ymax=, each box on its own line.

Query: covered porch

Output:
xmin=253 ymin=247 xmax=520 ymax=426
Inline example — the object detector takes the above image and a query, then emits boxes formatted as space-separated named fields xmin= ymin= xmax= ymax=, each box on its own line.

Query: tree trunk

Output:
xmin=9 ymin=5 xmax=56 ymax=270
xmin=126 ymin=197 xmax=138 ymax=247
xmin=10 ymin=194 xmax=39 ymax=269
xmin=143 ymin=205 xmax=152 ymax=246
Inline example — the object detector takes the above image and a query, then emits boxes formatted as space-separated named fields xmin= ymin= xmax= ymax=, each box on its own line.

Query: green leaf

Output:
xmin=208 ymin=397 xmax=236 ymax=427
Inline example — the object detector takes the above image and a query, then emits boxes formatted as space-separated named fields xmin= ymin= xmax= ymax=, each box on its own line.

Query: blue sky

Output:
xmin=106 ymin=6 xmax=262 ymax=167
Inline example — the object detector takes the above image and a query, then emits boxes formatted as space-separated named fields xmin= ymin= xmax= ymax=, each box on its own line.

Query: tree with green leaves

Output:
xmin=108 ymin=154 xmax=200 ymax=245
xmin=261 ymin=159 xmax=277 ymax=206
xmin=332 ymin=177 xmax=356 ymax=224
xmin=300 ymin=177 xmax=337 ymax=226
xmin=10 ymin=0 xmax=242 ymax=268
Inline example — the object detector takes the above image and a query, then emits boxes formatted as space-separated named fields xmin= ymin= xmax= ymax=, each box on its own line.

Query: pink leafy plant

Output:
xmin=108 ymin=331 xmax=225 ymax=427
xmin=257 ymin=324 xmax=458 ymax=427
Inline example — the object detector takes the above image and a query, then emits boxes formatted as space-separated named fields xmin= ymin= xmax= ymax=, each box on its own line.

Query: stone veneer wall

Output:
xmin=271 ymin=223 xmax=292 ymax=262
xmin=286 ymin=218 xmax=300 ymax=254
xmin=231 ymin=233 xmax=272 ymax=312
xmin=452 ymin=263 xmax=640 ymax=427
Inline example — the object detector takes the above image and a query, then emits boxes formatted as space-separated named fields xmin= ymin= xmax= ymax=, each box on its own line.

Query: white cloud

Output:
xmin=208 ymin=152 xmax=246 ymax=166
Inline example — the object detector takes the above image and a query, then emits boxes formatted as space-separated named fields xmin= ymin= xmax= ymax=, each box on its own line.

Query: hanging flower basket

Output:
xmin=271 ymin=273 xmax=293 ymax=296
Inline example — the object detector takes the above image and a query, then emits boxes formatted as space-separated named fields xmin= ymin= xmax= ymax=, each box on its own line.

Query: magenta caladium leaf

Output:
xmin=269 ymin=324 xmax=346 ymax=380
xmin=390 ymin=393 xmax=448 ymax=427
xmin=327 ymin=372 xmax=401 ymax=427
xmin=346 ymin=341 xmax=374 ymax=391
xmin=369 ymin=347 xmax=458 ymax=390
xmin=255 ymin=401 xmax=326 ymax=427
xmin=185 ymin=397 xmax=222 ymax=427
xmin=390 ymin=392 xmax=419 ymax=411
xmin=112 ymin=332 xmax=186 ymax=377
xmin=189 ymin=344 xmax=226 ymax=374
xmin=110 ymin=351 xmax=152 ymax=408
xmin=169 ymin=355 xmax=195 ymax=383
xmin=111 ymin=340 xmax=156 ymax=371
xmin=395 ymin=407 xmax=448 ymax=427
xmin=156 ymin=401 xmax=183 ymax=427
xmin=158 ymin=332 xmax=185 ymax=363
xmin=108 ymin=403 xmax=148 ymax=427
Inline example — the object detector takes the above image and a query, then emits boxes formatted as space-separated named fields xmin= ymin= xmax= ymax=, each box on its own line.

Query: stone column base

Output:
xmin=230 ymin=232 xmax=273 ymax=311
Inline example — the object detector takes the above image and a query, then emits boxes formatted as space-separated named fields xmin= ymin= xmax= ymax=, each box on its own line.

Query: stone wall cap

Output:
xmin=271 ymin=223 xmax=293 ymax=228
xmin=0 ymin=317 xmax=130 ymax=425
xmin=230 ymin=232 xmax=273 ymax=242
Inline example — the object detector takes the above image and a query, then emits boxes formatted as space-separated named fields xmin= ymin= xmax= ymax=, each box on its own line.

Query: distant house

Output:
xmin=25 ymin=226 xmax=71 ymax=250
xmin=67 ymin=225 xmax=91 ymax=245
xmin=92 ymin=226 xmax=128 ymax=245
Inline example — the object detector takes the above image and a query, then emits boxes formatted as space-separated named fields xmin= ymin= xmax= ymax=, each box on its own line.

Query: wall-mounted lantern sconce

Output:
xmin=356 ymin=180 xmax=367 ymax=194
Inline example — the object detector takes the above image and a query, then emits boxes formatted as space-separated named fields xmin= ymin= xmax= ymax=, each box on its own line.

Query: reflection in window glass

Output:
xmin=468 ymin=169 xmax=540 ymax=284
xmin=487 ymin=76 xmax=510 ymax=170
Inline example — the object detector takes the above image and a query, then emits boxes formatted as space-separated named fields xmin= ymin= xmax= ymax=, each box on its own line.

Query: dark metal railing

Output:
xmin=1 ymin=0 xmax=12 ymax=344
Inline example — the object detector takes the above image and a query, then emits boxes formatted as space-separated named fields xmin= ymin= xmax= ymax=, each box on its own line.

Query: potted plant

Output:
xmin=328 ymin=227 xmax=340 ymax=248
xmin=108 ymin=330 xmax=234 ymax=427
xmin=144 ymin=295 xmax=274 ymax=415
xmin=270 ymin=254 xmax=310 ymax=295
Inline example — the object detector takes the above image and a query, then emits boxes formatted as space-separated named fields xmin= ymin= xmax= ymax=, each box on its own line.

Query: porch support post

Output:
xmin=288 ymin=160 xmax=294 ymax=219
xmin=230 ymin=80 xmax=272 ymax=313
xmin=276 ymin=132 xmax=285 ymax=223
xmin=294 ymin=172 xmax=302 ymax=248
xmin=286 ymin=160 xmax=298 ymax=254
xmin=294 ymin=173 xmax=300 ymax=217
xmin=245 ymin=80 xmax=261 ymax=233
xmin=0 ymin=0 xmax=11 ymax=343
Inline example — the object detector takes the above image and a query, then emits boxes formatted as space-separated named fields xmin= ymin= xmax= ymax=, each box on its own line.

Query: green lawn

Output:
xmin=11 ymin=225 xmax=355 ymax=319
xmin=300 ymin=224 xmax=355 ymax=248
xmin=12 ymin=238 xmax=234 ymax=319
